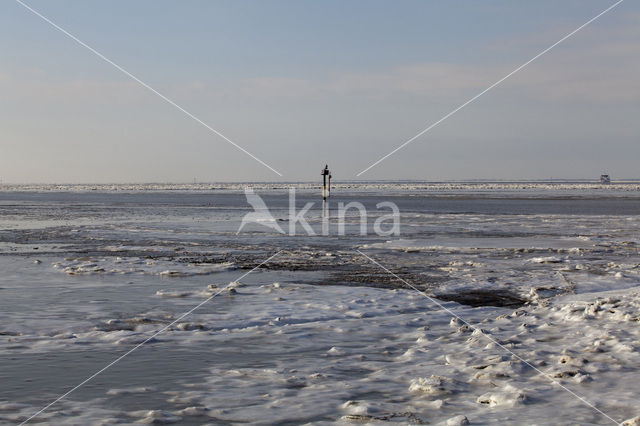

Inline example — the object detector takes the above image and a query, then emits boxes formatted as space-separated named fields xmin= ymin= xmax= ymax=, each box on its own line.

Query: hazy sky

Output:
xmin=1 ymin=0 xmax=638 ymax=183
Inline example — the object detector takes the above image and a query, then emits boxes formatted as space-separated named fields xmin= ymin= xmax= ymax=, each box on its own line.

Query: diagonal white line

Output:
xmin=14 ymin=0 xmax=283 ymax=177
xmin=356 ymin=0 xmax=625 ymax=177
xmin=19 ymin=250 xmax=282 ymax=425
xmin=355 ymin=249 xmax=620 ymax=425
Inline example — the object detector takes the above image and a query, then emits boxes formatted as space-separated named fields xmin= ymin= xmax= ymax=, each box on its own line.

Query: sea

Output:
xmin=1 ymin=182 xmax=640 ymax=425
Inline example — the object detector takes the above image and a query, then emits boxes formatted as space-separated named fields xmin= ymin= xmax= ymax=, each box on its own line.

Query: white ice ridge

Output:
xmin=51 ymin=257 xmax=235 ymax=277
xmin=2 ymin=181 xmax=640 ymax=193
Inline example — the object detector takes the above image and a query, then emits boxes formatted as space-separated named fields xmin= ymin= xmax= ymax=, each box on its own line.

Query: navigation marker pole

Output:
xmin=321 ymin=164 xmax=331 ymax=231
xmin=321 ymin=165 xmax=330 ymax=201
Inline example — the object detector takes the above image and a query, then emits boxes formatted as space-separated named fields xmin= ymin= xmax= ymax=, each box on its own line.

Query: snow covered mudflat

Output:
xmin=1 ymin=187 xmax=640 ymax=424
xmin=2 ymin=276 xmax=640 ymax=425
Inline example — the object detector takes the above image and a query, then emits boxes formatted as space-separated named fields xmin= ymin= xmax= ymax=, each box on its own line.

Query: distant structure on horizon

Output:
xmin=600 ymin=174 xmax=611 ymax=184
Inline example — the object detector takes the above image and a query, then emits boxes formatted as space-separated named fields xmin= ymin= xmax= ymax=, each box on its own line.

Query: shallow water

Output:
xmin=1 ymin=185 xmax=640 ymax=425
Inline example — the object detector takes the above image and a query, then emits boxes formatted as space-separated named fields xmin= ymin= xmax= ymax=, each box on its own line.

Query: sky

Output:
xmin=0 ymin=0 xmax=638 ymax=183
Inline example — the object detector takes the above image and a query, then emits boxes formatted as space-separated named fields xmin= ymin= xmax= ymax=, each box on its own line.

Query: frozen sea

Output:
xmin=1 ymin=182 xmax=640 ymax=425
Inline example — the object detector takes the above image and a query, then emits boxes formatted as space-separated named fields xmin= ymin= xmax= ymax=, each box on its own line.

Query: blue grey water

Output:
xmin=1 ymin=184 xmax=640 ymax=424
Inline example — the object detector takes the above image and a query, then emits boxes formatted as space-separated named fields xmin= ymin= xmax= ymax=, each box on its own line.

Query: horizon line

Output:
xmin=2 ymin=178 xmax=640 ymax=186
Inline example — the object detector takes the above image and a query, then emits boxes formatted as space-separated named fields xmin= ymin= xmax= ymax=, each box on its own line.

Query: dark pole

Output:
xmin=321 ymin=165 xmax=329 ymax=201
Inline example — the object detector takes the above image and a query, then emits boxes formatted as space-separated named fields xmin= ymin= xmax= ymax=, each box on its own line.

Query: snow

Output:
xmin=2 ymin=185 xmax=640 ymax=424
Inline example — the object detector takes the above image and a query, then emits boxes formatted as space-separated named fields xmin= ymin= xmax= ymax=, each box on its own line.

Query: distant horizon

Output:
xmin=2 ymin=177 xmax=640 ymax=186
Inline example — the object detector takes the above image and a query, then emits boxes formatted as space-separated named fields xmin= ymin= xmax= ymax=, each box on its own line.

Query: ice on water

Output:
xmin=1 ymin=184 xmax=640 ymax=424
